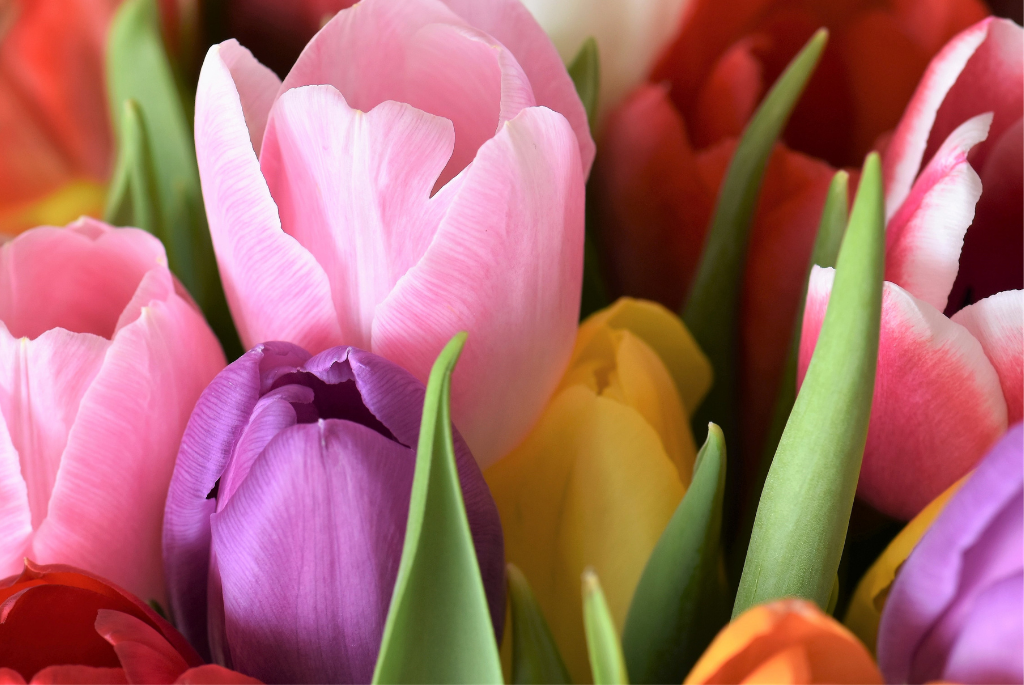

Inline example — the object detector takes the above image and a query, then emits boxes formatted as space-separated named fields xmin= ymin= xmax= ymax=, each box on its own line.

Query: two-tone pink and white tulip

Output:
xmin=195 ymin=0 xmax=594 ymax=467
xmin=800 ymin=18 xmax=1023 ymax=520
xmin=0 ymin=218 xmax=225 ymax=603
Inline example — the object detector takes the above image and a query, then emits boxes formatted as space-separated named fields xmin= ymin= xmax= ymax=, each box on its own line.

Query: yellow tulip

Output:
xmin=486 ymin=297 xmax=711 ymax=682
xmin=843 ymin=475 xmax=967 ymax=654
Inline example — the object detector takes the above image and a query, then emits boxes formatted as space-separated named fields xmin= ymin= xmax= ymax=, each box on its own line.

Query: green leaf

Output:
xmin=373 ymin=333 xmax=503 ymax=684
xmin=567 ymin=37 xmax=599 ymax=128
xmin=622 ymin=424 xmax=729 ymax=683
xmin=508 ymin=563 xmax=573 ymax=684
xmin=582 ymin=569 xmax=629 ymax=685
xmin=682 ymin=29 xmax=828 ymax=529
xmin=733 ymin=152 xmax=885 ymax=617
xmin=106 ymin=0 xmax=241 ymax=359
xmin=732 ymin=170 xmax=849 ymax=576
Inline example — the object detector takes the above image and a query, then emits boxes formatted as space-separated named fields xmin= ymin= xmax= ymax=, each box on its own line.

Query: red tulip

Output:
xmin=0 ymin=561 xmax=257 ymax=684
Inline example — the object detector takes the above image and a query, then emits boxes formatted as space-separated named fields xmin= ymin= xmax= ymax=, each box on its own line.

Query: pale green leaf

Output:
xmin=582 ymin=569 xmax=629 ymax=685
xmin=508 ymin=563 xmax=572 ymax=684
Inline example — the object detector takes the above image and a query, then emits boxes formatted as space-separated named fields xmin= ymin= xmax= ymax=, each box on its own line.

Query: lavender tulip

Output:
xmin=878 ymin=422 xmax=1023 ymax=684
xmin=163 ymin=343 xmax=505 ymax=684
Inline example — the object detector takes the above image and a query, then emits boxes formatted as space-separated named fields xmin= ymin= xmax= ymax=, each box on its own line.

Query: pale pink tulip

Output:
xmin=0 ymin=218 xmax=225 ymax=603
xmin=195 ymin=0 xmax=593 ymax=467
xmin=800 ymin=18 xmax=1023 ymax=520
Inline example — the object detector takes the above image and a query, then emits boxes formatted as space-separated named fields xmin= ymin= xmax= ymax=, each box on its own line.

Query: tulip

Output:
xmin=0 ymin=560 xmax=257 ymax=685
xmin=195 ymin=0 xmax=594 ymax=467
xmin=485 ymin=297 xmax=711 ymax=682
xmin=877 ymin=422 xmax=1023 ymax=684
xmin=800 ymin=16 xmax=1024 ymax=517
xmin=0 ymin=0 xmax=116 ymax=235
xmin=0 ymin=217 xmax=224 ymax=603
xmin=684 ymin=599 xmax=882 ymax=684
xmin=163 ymin=343 xmax=504 ymax=683
xmin=519 ymin=0 xmax=689 ymax=125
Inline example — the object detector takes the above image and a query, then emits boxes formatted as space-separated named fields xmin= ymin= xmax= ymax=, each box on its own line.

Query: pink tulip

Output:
xmin=0 ymin=218 xmax=225 ymax=603
xmin=195 ymin=0 xmax=593 ymax=467
xmin=800 ymin=18 xmax=1023 ymax=520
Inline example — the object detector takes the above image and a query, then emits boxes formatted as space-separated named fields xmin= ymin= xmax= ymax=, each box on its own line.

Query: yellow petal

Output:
xmin=843 ymin=474 xmax=967 ymax=654
xmin=0 ymin=179 xmax=107 ymax=237
xmin=486 ymin=384 xmax=684 ymax=683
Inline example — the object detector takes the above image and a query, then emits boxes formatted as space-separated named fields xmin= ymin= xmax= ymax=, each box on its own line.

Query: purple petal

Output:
xmin=878 ymin=422 xmax=1023 ymax=683
xmin=944 ymin=572 xmax=1024 ymax=684
xmin=163 ymin=341 xmax=309 ymax=657
xmin=210 ymin=419 xmax=413 ymax=684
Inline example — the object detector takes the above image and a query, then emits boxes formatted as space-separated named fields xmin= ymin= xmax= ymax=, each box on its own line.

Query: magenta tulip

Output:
xmin=195 ymin=0 xmax=593 ymax=467
xmin=799 ymin=18 xmax=1023 ymax=520
xmin=0 ymin=217 xmax=225 ymax=604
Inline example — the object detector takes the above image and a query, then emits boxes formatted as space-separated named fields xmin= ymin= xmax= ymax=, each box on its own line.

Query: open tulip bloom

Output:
xmin=0 ymin=0 xmax=1021 ymax=682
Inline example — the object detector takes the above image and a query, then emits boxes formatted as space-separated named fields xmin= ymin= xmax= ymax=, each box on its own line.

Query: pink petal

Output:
xmin=439 ymin=0 xmax=595 ymax=173
xmin=372 ymin=106 xmax=584 ymax=467
xmin=883 ymin=18 xmax=989 ymax=217
xmin=952 ymin=290 xmax=1024 ymax=424
xmin=800 ymin=268 xmax=1007 ymax=519
xmin=94 ymin=609 xmax=189 ymax=685
xmin=30 ymin=271 xmax=224 ymax=604
xmin=217 ymin=40 xmax=281 ymax=156
xmin=260 ymin=85 xmax=457 ymax=350
xmin=0 ymin=402 xmax=30 ymax=579
xmin=279 ymin=0 xmax=537 ymax=186
xmin=884 ymin=113 xmax=990 ymax=312
xmin=0 ymin=219 xmax=165 ymax=340
xmin=195 ymin=43 xmax=341 ymax=353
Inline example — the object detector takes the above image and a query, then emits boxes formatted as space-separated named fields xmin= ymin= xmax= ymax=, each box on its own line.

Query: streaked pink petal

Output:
xmin=94 ymin=609 xmax=189 ymax=685
xmin=0 ymin=219 xmax=165 ymax=340
xmin=0 ymin=394 xmax=30 ymax=579
xmin=883 ymin=19 xmax=989 ymax=217
xmin=195 ymin=43 xmax=341 ymax=352
xmin=261 ymin=86 xmax=457 ymax=350
xmin=800 ymin=268 xmax=1007 ymax=519
xmin=280 ymin=0 xmax=537 ymax=185
xmin=952 ymin=290 xmax=1024 ymax=424
xmin=438 ymin=0 xmax=595 ymax=173
xmin=372 ymin=106 xmax=584 ymax=467
xmin=884 ymin=113 xmax=990 ymax=312
xmin=217 ymin=40 xmax=281 ymax=156
xmin=31 ymin=274 xmax=225 ymax=604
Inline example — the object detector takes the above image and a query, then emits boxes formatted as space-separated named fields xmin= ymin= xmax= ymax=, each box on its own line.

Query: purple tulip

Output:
xmin=163 ymin=343 xmax=505 ymax=684
xmin=878 ymin=422 xmax=1023 ymax=684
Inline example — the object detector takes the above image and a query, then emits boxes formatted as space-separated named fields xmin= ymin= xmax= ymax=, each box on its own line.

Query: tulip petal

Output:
xmin=943 ymin=572 xmax=1024 ymax=684
xmin=884 ymin=113 xmax=989 ymax=312
xmin=260 ymin=85 xmax=457 ymax=349
xmin=173 ymin=665 xmax=261 ymax=685
xmin=195 ymin=43 xmax=341 ymax=352
xmin=373 ymin=106 xmax=584 ymax=467
xmin=95 ymin=609 xmax=189 ymax=685
xmin=163 ymin=342 xmax=307 ymax=657
xmin=952 ymin=290 xmax=1024 ymax=424
xmin=0 ymin=409 xmax=30 ymax=579
xmin=800 ymin=271 xmax=1007 ymax=519
xmin=217 ymin=40 xmax=281 ymax=156
xmin=211 ymin=420 xmax=413 ymax=684
xmin=882 ymin=19 xmax=989 ymax=216
xmin=29 ymin=667 xmax=127 ymax=685
xmin=280 ymin=0 xmax=538 ymax=185
xmin=30 ymin=272 xmax=224 ymax=605
xmin=439 ymin=0 xmax=595 ymax=172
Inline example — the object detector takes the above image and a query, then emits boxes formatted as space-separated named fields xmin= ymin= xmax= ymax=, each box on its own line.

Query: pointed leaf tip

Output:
xmin=508 ymin=563 xmax=572 ymax=684
xmin=583 ymin=569 xmax=629 ymax=685
xmin=568 ymin=37 xmax=600 ymax=128
xmin=373 ymin=332 xmax=502 ymax=684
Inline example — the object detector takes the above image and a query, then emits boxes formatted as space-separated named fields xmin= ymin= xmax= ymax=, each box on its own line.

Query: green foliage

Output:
xmin=733 ymin=153 xmax=885 ymax=617
xmin=508 ymin=563 xmax=572 ymax=684
xmin=622 ymin=424 xmax=729 ymax=683
xmin=373 ymin=333 xmax=503 ymax=684
xmin=582 ymin=569 xmax=629 ymax=685
xmin=567 ymin=37 xmax=599 ymax=128
xmin=106 ymin=0 xmax=240 ymax=358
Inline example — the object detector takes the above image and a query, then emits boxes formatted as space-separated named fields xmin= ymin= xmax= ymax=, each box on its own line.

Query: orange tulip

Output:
xmin=685 ymin=599 xmax=882 ymax=684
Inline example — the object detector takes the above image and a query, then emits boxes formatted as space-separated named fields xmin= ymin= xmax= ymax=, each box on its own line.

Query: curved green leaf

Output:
xmin=733 ymin=153 xmax=885 ymax=617
xmin=732 ymin=170 xmax=849 ymax=575
xmin=682 ymin=28 xmax=828 ymax=526
xmin=622 ymin=424 xmax=729 ymax=683
xmin=508 ymin=563 xmax=572 ymax=684
xmin=567 ymin=37 xmax=599 ymax=128
xmin=373 ymin=333 xmax=503 ymax=684
xmin=582 ymin=569 xmax=628 ymax=685
xmin=106 ymin=0 xmax=240 ymax=358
